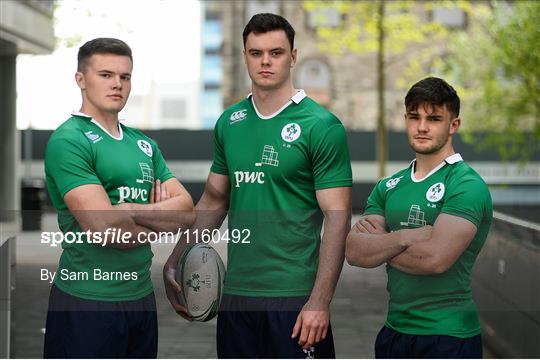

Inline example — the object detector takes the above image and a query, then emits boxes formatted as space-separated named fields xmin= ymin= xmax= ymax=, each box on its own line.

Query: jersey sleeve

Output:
xmin=210 ymin=115 xmax=229 ymax=175
xmin=441 ymin=173 xmax=492 ymax=228
xmin=44 ymin=132 xmax=102 ymax=198
xmin=310 ymin=122 xmax=352 ymax=190
xmin=150 ymin=140 xmax=175 ymax=183
xmin=363 ymin=180 xmax=386 ymax=215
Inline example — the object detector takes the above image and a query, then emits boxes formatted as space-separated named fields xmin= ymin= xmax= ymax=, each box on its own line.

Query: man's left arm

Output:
xmin=388 ymin=213 xmax=477 ymax=275
xmin=126 ymin=178 xmax=195 ymax=232
xmin=124 ymin=141 xmax=195 ymax=232
xmin=292 ymin=186 xmax=351 ymax=349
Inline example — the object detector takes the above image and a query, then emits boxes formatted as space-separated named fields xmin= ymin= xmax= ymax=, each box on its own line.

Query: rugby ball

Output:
xmin=176 ymin=243 xmax=226 ymax=322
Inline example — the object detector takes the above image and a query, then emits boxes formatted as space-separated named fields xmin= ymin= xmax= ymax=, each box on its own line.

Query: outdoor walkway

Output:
xmin=10 ymin=214 xmax=488 ymax=358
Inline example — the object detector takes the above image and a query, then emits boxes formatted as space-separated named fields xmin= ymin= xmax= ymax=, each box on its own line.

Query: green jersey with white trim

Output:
xmin=45 ymin=113 xmax=174 ymax=301
xmin=364 ymin=154 xmax=493 ymax=338
xmin=211 ymin=90 xmax=352 ymax=297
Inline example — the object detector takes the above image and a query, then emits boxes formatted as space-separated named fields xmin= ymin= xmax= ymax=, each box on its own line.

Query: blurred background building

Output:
xmin=2 ymin=0 xmax=539 ymax=358
xmin=218 ymin=0 xmax=468 ymax=130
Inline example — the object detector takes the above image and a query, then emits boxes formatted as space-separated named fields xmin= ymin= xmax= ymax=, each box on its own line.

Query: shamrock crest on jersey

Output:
xmin=426 ymin=182 xmax=445 ymax=202
xmin=137 ymin=139 xmax=153 ymax=157
xmin=281 ymin=123 xmax=301 ymax=142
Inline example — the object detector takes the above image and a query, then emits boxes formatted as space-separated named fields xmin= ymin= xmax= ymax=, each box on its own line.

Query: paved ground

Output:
xmin=10 ymin=213 xmax=493 ymax=358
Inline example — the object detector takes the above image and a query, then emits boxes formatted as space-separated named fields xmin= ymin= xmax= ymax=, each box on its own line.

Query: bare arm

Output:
xmin=64 ymin=184 xmax=155 ymax=249
xmin=345 ymin=215 xmax=431 ymax=268
xmin=388 ymin=214 xmax=477 ymax=275
xmin=292 ymin=186 xmax=351 ymax=349
xmin=128 ymin=178 xmax=195 ymax=232
xmin=163 ymin=172 xmax=230 ymax=319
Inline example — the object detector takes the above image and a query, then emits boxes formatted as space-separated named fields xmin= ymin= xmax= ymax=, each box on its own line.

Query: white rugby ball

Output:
xmin=176 ymin=243 xmax=225 ymax=322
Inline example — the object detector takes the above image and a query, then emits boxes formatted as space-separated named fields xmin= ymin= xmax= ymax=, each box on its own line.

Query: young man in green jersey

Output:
xmin=164 ymin=13 xmax=352 ymax=358
xmin=346 ymin=77 xmax=493 ymax=358
xmin=43 ymin=38 xmax=195 ymax=358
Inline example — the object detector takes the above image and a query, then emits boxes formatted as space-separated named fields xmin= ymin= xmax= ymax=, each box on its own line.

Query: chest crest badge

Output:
xmin=137 ymin=140 xmax=153 ymax=157
xmin=426 ymin=182 xmax=445 ymax=202
xmin=281 ymin=123 xmax=301 ymax=143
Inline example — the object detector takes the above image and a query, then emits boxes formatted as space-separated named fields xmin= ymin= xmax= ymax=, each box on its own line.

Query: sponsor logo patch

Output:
xmin=255 ymin=145 xmax=279 ymax=167
xmin=136 ymin=162 xmax=154 ymax=184
xmin=117 ymin=162 xmax=153 ymax=203
xmin=385 ymin=176 xmax=402 ymax=190
xmin=400 ymin=204 xmax=427 ymax=227
xmin=233 ymin=171 xmax=265 ymax=188
xmin=303 ymin=347 xmax=315 ymax=359
xmin=84 ymin=130 xmax=102 ymax=144
xmin=230 ymin=109 xmax=247 ymax=124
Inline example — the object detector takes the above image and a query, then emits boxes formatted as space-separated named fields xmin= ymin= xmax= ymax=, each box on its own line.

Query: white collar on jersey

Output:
xmin=71 ymin=110 xmax=124 ymax=141
xmin=409 ymin=153 xmax=463 ymax=183
xmin=247 ymin=89 xmax=307 ymax=120
xmin=444 ymin=153 xmax=463 ymax=164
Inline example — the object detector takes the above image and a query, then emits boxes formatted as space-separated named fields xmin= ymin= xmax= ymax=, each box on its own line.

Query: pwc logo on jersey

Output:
xmin=233 ymin=171 xmax=264 ymax=188
xmin=230 ymin=109 xmax=247 ymax=124
xmin=234 ymin=145 xmax=282 ymax=187
xmin=426 ymin=182 xmax=445 ymax=202
xmin=117 ymin=163 xmax=154 ymax=203
xmin=281 ymin=123 xmax=301 ymax=142
xmin=137 ymin=140 xmax=153 ymax=157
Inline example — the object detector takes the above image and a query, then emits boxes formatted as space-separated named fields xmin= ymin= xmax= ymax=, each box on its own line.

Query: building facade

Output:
xmin=0 ymin=1 xmax=56 ymax=357
xmin=215 ymin=0 xmax=468 ymax=130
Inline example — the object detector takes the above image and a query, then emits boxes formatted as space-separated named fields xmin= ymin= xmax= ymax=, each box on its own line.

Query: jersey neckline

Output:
xmin=71 ymin=111 xmax=124 ymax=141
xmin=247 ymin=89 xmax=306 ymax=120
xmin=409 ymin=153 xmax=463 ymax=183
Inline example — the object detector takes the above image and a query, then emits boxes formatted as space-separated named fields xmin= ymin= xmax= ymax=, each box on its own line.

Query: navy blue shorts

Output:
xmin=43 ymin=284 xmax=158 ymax=358
xmin=217 ymin=294 xmax=335 ymax=358
xmin=375 ymin=325 xmax=482 ymax=358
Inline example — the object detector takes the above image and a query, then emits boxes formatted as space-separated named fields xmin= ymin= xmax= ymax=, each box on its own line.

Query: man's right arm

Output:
xmin=163 ymin=172 xmax=230 ymax=319
xmin=345 ymin=214 xmax=431 ymax=268
xmin=64 ymin=184 xmax=157 ymax=249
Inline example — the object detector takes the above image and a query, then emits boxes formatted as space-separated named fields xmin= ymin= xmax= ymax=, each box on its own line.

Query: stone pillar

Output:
xmin=0 ymin=50 xmax=18 ymax=359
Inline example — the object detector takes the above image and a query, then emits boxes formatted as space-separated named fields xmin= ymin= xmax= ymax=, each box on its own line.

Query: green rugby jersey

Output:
xmin=45 ymin=112 xmax=174 ymax=301
xmin=211 ymin=90 xmax=352 ymax=297
xmin=364 ymin=153 xmax=493 ymax=338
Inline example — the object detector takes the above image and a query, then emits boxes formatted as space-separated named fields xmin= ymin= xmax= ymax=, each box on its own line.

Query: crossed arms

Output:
xmin=345 ymin=213 xmax=478 ymax=275
xmin=64 ymin=178 xmax=195 ymax=249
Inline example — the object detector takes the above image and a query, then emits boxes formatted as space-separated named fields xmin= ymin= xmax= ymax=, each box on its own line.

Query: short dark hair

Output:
xmin=405 ymin=77 xmax=460 ymax=118
xmin=77 ymin=38 xmax=132 ymax=72
xmin=243 ymin=13 xmax=295 ymax=50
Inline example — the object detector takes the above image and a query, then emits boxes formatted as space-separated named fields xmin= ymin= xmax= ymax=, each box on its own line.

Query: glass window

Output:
xmin=295 ymin=59 xmax=331 ymax=89
xmin=246 ymin=1 xmax=280 ymax=22
xmin=202 ymin=55 xmax=222 ymax=86
xmin=307 ymin=8 xmax=341 ymax=29
xmin=432 ymin=6 xmax=467 ymax=29
xmin=295 ymin=59 xmax=332 ymax=105
xmin=202 ymin=19 xmax=222 ymax=52
xmin=201 ymin=90 xmax=223 ymax=128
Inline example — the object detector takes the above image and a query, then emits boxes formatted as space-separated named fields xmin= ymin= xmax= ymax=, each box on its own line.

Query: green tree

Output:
xmin=304 ymin=0 xmax=454 ymax=177
xmin=440 ymin=1 xmax=540 ymax=161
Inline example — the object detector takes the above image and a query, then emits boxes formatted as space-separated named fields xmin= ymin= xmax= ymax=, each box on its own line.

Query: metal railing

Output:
xmin=473 ymin=211 xmax=540 ymax=358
